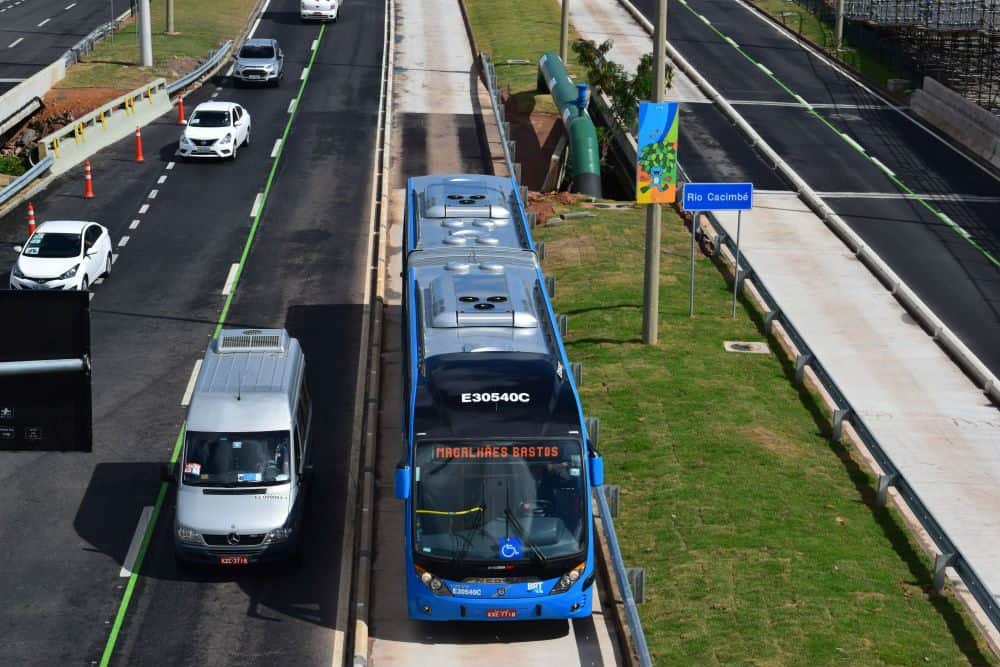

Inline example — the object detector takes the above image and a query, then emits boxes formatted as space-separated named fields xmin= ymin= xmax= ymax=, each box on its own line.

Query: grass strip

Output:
xmin=58 ymin=0 xmax=258 ymax=91
xmin=533 ymin=203 xmax=997 ymax=665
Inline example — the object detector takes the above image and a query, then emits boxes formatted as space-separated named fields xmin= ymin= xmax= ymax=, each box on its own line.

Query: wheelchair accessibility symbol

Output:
xmin=498 ymin=537 xmax=522 ymax=560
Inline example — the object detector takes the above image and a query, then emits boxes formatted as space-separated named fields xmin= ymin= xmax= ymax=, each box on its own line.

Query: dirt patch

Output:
xmin=525 ymin=190 xmax=588 ymax=225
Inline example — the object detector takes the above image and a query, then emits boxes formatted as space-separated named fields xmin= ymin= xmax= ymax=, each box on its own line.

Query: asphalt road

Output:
xmin=632 ymin=0 xmax=1000 ymax=374
xmin=0 ymin=0 xmax=383 ymax=664
xmin=0 ymin=0 xmax=131 ymax=96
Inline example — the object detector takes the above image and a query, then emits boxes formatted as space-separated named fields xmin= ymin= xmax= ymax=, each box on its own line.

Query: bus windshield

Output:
xmin=182 ymin=430 xmax=291 ymax=486
xmin=413 ymin=441 xmax=586 ymax=563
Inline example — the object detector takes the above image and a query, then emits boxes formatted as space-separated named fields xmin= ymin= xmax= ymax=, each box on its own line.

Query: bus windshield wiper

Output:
xmin=503 ymin=506 xmax=547 ymax=566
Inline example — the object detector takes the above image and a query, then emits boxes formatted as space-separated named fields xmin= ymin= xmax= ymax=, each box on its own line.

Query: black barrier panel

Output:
xmin=0 ymin=291 xmax=92 ymax=452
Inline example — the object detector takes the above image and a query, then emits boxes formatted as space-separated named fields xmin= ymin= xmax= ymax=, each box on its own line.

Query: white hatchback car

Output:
xmin=177 ymin=101 xmax=252 ymax=160
xmin=301 ymin=0 xmax=339 ymax=21
xmin=10 ymin=220 xmax=112 ymax=291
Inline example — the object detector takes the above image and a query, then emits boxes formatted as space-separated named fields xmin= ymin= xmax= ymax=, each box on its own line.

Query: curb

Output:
xmin=348 ymin=0 xmax=396 ymax=664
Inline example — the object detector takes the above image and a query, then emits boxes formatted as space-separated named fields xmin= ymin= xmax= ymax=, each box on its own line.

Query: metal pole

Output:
xmin=641 ymin=0 xmax=668 ymax=344
xmin=0 ymin=358 xmax=89 ymax=376
xmin=732 ymin=210 xmax=742 ymax=318
xmin=137 ymin=0 xmax=153 ymax=66
xmin=560 ymin=0 xmax=570 ymax=63
xmin=835 ymin=0 xmax=845 ymax=52
xmin=166 ymin=0 xmax=175 ymax=34
xmin=689 ymin=212 xmax=697 ymax=317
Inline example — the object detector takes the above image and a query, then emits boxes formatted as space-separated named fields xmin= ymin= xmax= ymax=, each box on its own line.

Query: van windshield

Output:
xmin=182 ymin=430 xmax=291 ymax=486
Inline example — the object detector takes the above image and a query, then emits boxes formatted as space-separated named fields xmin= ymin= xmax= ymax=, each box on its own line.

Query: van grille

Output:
xmin=203 ymin=533 xmax=266 ymax=546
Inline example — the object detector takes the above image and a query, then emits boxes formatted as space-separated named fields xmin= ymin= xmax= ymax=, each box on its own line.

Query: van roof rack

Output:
xmin=215 ymin=328 xmax=289 ymax=354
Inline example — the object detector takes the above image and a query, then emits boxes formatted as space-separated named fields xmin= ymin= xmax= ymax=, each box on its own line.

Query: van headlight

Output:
xmin=264 ymin=525 xmax=293 ymax=543
xmin=58 ymin=264 xmax=79 ymax=280
xmin=176 ymin=524 xmax=202 ymax=544
xmin=549 ymin=562 xmax=585 ymax=594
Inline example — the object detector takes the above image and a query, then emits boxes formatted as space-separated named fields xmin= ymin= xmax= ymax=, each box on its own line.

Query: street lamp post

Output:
xmin=641 ymin=0 xmax=668 ymax=344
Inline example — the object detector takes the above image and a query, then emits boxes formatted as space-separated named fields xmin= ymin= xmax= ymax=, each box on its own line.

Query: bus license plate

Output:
xmin=486 ymin=609 xmax=516 ymax=619
xmin=219 ymin=555 xmax=249 ymax=565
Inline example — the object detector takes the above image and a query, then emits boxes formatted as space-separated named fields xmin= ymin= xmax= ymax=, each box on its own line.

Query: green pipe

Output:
xmin=537 ymin=51 xmax=602 ymax=197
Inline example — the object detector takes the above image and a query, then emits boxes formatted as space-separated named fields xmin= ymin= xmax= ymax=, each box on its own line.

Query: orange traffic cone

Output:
xmin=134 ymin=126 xmax=145 ymax=162
xmin=177 ymin=95 xmax=186 ymax=124
xmin=27 ymin=202 xmax=36 ymax=236
xmin=84 ymin=161 xmax=94 ymax=198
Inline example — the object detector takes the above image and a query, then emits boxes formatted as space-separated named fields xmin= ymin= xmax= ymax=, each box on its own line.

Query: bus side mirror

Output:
xmin=394 ymin=464 xmax=411 ymax=500
xmin=160 ymin=462 xmax=177 ymax=484
xmin=589 ymin=455 xmax=604 ymax=487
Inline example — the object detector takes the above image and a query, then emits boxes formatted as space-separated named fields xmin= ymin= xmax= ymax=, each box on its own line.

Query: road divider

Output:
xmin=119 ymin=507 xmax=154 ymax=578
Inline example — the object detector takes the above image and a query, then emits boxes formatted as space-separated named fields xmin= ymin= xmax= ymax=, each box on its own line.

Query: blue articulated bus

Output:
xmin=394 ymin=174 xmax=604 ymax=621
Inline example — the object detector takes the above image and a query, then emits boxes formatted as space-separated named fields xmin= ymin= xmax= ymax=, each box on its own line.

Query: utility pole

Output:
xmin=137 ymin=0 xmax=153 ymax=66
xmin=166 ymin=0 xmax=176 ymax=35
xmin=560 ymin=0 xmax=570 ymax=63
xmin=642 ymin=0 xmax=667 ymax=344
xmin=835 ymin=0 xmax=845 ymax=52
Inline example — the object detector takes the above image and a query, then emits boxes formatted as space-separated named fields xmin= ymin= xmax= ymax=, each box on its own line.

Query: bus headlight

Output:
xmin=175 ymin=524 xmax=201 ymax=544
xmin=416 ymin=566 xmax=452 ymax=596
xmin=550 ymin=562 xmax=585 ymax=594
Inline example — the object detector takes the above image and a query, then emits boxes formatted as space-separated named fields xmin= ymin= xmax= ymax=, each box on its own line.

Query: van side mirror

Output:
xmin=394 ymin=463 xmax=411 ymax=500
xmin=589 ymin=455 xmax=604 ymax=487
xmin=13 ymin=245 xmax=22 ymax=254
xmin=160 ymin=462 xmax=177 ymax=484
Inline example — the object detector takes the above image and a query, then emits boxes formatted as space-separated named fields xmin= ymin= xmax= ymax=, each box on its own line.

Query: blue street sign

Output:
xmin=681 ymin=182 xmax=754 ymax=211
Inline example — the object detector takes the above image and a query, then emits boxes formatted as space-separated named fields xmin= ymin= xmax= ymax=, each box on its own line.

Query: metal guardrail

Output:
xmin=0 ymin=156 xmax=53 ymax=209
xmin=167 ymin=40 xmax=234 ymax=95
xmin=596 ymin=2 xmax=1000 ymax=637
xmin=61 ymin=6 xmax=133 ymax=66
xmin=481 ymin=51 xmax=654 ymax=667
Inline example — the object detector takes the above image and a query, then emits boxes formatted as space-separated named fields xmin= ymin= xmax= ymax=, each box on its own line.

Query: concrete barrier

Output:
xmin=37 ymin=79 xmax=172 ymax=177
xmin=911 ymin=77 xmax=1000 ymax=172
xmin=0 ymin=60 xmax=66 ymax=131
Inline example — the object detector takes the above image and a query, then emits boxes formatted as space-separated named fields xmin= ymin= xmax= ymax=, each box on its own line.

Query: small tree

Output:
xmin=571 ymin=39 xmax=673 ymax=159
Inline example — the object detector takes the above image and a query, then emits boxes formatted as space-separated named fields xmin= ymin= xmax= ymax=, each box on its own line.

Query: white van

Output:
xmin=301 ymin=0 xmax=339 ymax=21
xmin=168 ymin=328 xmax=312 ymax=565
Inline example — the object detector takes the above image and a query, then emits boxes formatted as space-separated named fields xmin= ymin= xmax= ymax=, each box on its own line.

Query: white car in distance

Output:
xmin=10 ymin=220 xmax=113 ymax=291
xmin=177 ymin=101 xmax=252 ymax=160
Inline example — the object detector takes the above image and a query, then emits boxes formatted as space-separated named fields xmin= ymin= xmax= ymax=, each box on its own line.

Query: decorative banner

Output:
xmin=636 ymin=101 xmax=679 ymax=204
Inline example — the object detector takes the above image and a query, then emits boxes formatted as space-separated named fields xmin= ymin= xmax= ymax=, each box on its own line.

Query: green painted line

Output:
xmin=677 ymin=0 xmax=1000 ymax=269
xmin=98 ymin=22 xmax=327 ymax=667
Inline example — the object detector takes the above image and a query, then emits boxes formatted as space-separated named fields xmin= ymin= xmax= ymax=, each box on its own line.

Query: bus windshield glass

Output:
xmin=413 ymin=441 xmax=586 ymax=563
xmin=182 ymin=430 xmax=291 ymax=486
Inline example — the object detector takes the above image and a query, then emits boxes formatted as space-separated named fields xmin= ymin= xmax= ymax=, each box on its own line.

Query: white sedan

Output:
xmin=176 ymin=101 xmax=252 ymax=160
xmin=10 ymin=220 xmax=113 ymax=291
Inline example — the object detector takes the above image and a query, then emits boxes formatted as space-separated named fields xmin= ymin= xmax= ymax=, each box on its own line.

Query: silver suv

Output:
xmin=233 ymin=38 xmax=284 ymax=86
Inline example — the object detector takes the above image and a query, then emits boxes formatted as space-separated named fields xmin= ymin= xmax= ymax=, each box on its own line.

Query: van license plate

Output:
xmin=486 ymin=609 xmax=516 ymax=619
xmin=219 ymin=555 xmax=249 ymax=565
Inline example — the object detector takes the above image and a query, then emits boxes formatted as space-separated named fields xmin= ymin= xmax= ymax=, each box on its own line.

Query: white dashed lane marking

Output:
xmin=37 ymin=18 xmax=50 ymax=27
xmin=8 ymin=38 xmax=24 ymax=48
xmin=138 ymin=204 xmax=149 ymax=214
xmin=222 ymin=263 xmax=239 ymax=296
xmin=157 ymin=175 xmax=167 ymax=184
xmin=118 ymin=236 xmax=130 ymax=247
xmin=119 ymin=507 xmax=154 ymax=578
xmin=148 ymin=189 xmax=158 ymax=199
xmin=129 ymin=220 xmax=140 ymax=230
xmin=181 ymin=360 xmax=202 ymax=406
xmin=271 ymin=139 xmax=282 ymax=158
xmin=288 ymin=98 xmax=297 ymax=113
xmin=166 ymin=161 xmax=176 ymax=170
xmin=250 ymin=192 xmax=263 ymax=218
